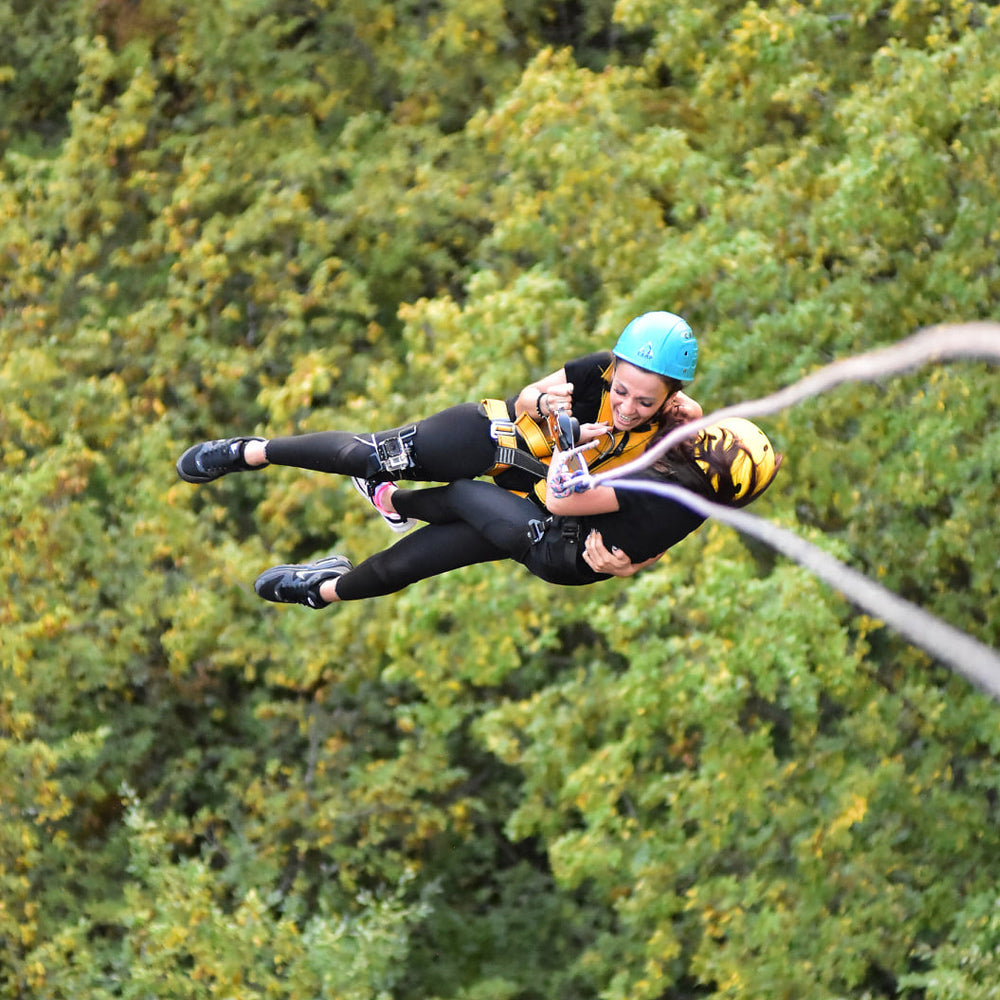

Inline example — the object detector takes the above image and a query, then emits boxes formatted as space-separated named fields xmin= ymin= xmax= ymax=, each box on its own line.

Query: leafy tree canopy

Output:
xmin=2 ymin=1 xmax=999 ymax=997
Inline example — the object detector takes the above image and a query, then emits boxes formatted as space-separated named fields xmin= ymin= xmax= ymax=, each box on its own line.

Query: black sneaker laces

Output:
xmin=275 ymin=571 xmax=325 ymax=609
xmin=197 ymin=440 xmax=242 ymax=474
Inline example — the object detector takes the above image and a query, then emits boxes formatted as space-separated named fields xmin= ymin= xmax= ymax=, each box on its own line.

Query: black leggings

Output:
xmin=262 ymin=403 xmax=500 ymax=482
xmin=334 ymin=480 xmax=599 ymax=600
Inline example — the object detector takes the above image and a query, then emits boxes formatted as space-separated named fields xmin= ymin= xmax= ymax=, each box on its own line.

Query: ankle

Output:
xmin=244 ymin=439 xmax=268 ymax=466
xmin=318 ymin=578 xmax=340 ymax=603
xmin=373 ymin=482 xmax=398 ymax=515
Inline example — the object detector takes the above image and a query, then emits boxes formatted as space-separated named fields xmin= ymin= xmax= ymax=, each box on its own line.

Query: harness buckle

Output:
xmin=559 ymin=519 xmax=582 ymax=543
xmin=527 ymin=517 xmax=550 ymax=545
xmin=489 ymin=419 xmax=518 ymax=442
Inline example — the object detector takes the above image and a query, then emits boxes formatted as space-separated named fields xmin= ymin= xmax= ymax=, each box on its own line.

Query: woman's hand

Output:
xmin=539 ymin=381 xmax=575 ymax=416
xmin=577 ymin=421 xmax=611 ymax=444
xmin=669 ymin=391 xmax=702 ymax=423
xmin=514 ymin=371 xmax=575 ymax=422
xmin=582 ymin=530 xmax=662 ymax=577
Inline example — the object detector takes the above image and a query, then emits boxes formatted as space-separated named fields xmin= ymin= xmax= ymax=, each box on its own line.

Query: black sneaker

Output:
xmin=253 ymin=554 xmax=353 ymax=609
xmin=176 ymin=437 xmax=267 ymax=484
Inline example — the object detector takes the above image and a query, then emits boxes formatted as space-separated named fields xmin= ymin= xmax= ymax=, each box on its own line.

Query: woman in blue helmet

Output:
xmin=177 ymin=312 xmax=702 ymax=575
xmin=482 ymin=311 xmax=700 ymax=509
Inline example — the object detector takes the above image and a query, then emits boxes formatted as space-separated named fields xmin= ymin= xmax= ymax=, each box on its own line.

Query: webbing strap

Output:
xmin=481 ymin=398 xmax=517 ymax=450
xmin=481 ymin=398 xmax=553 ymax=478
xmin=492 ymin=446 xmax=548 ymax=479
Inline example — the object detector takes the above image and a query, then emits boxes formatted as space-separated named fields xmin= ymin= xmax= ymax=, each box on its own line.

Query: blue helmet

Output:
xmin=613 ymin=311 xmax=698 ymax=382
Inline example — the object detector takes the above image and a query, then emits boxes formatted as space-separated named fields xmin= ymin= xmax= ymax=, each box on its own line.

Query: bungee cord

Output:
xmin=607 ymin=479 xmax=1000 ymax=700
xmin=570 ymin=322 xmax=1000 ymax=700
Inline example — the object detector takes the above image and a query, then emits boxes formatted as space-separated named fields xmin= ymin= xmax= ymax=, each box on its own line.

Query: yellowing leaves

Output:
xmin=1 ymin=2 xmax=999 ymax=998
xmin=810 ymin=792 xmax=869 ymax=858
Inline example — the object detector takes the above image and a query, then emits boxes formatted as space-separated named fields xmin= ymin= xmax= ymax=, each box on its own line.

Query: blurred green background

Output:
xmin=2 ymin=2 xmax=999 ymax=997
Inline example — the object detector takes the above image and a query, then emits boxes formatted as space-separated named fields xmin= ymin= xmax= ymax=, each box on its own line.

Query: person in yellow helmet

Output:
xmin=251 ymin=416 xmax=782 ymax=609
xmin=690 ymin=417 xmax=781 ymax=508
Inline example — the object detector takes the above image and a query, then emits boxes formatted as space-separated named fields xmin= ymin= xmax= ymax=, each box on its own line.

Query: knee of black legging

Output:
xmin=327 ymin=438 xmax=383 ymax=479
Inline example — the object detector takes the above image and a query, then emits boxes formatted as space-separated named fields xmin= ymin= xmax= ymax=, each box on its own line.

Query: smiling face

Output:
xmin=608 ymin=360 xmax=674 ymax=430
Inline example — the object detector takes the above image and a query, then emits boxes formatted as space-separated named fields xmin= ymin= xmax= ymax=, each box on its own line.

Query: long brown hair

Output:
xmin=648 ymin=416 xmax=715 ymax=497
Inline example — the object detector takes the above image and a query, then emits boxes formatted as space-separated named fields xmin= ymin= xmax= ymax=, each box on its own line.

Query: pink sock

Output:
xmin=372 ymin=482 xmax=395 ymax=515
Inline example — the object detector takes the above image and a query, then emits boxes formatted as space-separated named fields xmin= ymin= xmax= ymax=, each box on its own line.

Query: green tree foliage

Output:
xmin=0 ymin=0 xmax=81 ymax=144
xmin=2 ymin=1 xmax=999 ymax=997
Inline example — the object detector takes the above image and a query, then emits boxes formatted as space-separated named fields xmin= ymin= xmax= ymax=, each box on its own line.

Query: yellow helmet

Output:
xmin=694 ymin=417 xmax=780 ymax=507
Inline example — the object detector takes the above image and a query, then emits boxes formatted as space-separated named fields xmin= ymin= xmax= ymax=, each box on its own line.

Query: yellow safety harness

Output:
xmin=481 ymin=365 xmax=663 ymax=504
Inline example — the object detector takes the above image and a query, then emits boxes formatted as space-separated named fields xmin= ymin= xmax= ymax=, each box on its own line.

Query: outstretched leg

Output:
xmin=390 ymin=479 xmax=589 ymax=587
xmin=179 ymin=403 xmax=502 ymax=486
xmin=333 ymin=521 xmax=507 ymax=600
xmin=322 ymin=481 xmax=536 ymax=602
xmin=254 ymin=521 xmax=508 ymax=608
xmin=254 ymin=479 xmax=544 ymax=608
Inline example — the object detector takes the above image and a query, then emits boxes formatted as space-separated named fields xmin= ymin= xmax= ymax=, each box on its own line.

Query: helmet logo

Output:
xmin=637 ymin=341 xmax=655 ymax=361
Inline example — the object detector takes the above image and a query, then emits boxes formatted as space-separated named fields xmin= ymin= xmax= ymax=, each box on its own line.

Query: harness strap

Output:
xmin=515 ymin=413 xmax=552 ymax=458
xmin=481 ymin=399 xmax=554 ymax=477
xmin=482 ymin=373 xmax=663 ymax=499
xmin=526 ymin=517 xmax=551 ymax=545
xmin=481 ymin=398 xmax=517 ymax=448
xmin=526 ymin=515 xmax=585 ymax=578
xmin=494 ymin=446 xmax=548 ymax=479
xmin=526 ymin=515 xmax=581 ymax=545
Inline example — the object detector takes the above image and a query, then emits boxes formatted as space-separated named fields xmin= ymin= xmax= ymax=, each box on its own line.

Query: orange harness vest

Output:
xmin=482 ymin=366 xmax=661 ymax=504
